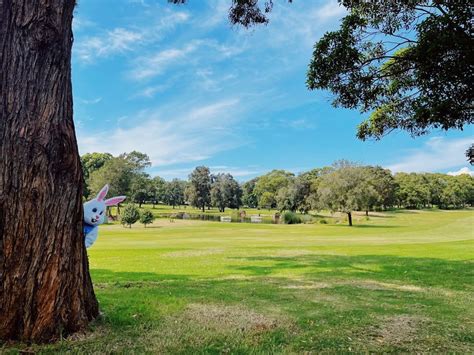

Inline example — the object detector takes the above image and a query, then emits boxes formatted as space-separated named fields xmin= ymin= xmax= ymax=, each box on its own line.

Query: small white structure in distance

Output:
xmin=220 ymin=216 xmax=232 ymax=222
xmin=250 ymin=215 xmax=262 ymax=223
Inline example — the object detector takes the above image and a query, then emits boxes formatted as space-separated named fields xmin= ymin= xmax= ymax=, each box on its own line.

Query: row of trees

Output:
xmin=82 ymin=152 xmax=474 ymax=223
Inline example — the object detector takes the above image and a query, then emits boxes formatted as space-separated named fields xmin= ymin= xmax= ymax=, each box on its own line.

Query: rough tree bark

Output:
xmin=0 ymin=0 xmax=99 ymax=343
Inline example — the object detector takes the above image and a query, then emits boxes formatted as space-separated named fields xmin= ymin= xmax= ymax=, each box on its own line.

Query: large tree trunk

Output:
xmin=347 ymin=212 xmax=353 ymax=226
xmin=0 ymin=0 xmax=99 ymax=343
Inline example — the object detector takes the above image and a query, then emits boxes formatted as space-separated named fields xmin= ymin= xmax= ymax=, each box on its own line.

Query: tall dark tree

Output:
xmin=242 ymin=178 xmax=259 ymax=208
xmin=130 ymin=173 xmax=152 ymax=208
xmin=164 ymin=179 xmax=186 ymax=208
xmin=151 ymin=176 xmax=167 ymax=207
xmin=188 ymin=166 xmax=212 ymax=212
xmin=211 ymin=173 xmax=242 ymax=212
xmin=307 ymin=1 xmax=473 ymax=141
xmin=0 ymin=0 xmax=98 ymax=342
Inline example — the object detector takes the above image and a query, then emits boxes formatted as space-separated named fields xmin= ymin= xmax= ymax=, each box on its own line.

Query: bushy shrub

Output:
xmin=319 ymin=219 xmax=328 ymax=224
xmin=121 ymin=204 xmax=140 ymax=228
xmin=140 ymin=209 xmax=155 ymax=227
xmin=283 ymin=211 xmax=302 ymax=224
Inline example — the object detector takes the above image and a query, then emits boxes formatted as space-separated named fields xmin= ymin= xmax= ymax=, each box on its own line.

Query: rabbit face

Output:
xmin=84 ymin=199 xmax=106 ymax=226
xmin=83 ymin=184 xmax=126 ymax=226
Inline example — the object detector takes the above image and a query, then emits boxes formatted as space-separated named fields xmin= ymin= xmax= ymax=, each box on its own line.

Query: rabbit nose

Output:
xmin=95 ymin=215 xmax=100 ymax=219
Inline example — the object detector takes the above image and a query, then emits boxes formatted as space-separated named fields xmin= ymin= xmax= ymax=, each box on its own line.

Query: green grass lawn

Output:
xmin=5 ymin=209 xmax=474 ymax=353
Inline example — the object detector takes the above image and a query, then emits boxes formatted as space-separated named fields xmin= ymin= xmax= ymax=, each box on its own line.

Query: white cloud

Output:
xmin=80 ymin=97 xmax=102 ymax=104
xmin=447 ymin=167 xmax=474 ymax=176
xmin=75 ymin=28 xmax=143 ymax=62
xmin=129 ymin=40 xmax=201 ymax=80
xmin=72 ymin=17 xmax=95 ymax=32
xmin=74 ymin=10 xmax=190 ymax=63
xmin=78 ymin=99 xmax=244 ymax=166
xmin=314 ymin=0 xmax=347 ymax=21
xmin=133 ymin=85 xmax=170 ymax=98
xmin=387 ymin=136 xmax=473 ymax=173
xmin=283 ymin=118 xmax=316 ymax=130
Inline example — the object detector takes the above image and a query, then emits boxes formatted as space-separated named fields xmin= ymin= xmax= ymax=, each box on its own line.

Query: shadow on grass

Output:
xmin=19 ymin=255 xmax=468 ymax=353
xmin=226 ymin=254 xmax=473 ymax=291
xmin=90 ymin=255 xmax=473 ymax=294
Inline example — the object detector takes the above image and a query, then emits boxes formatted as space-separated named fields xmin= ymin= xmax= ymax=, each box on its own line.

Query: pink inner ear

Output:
xmin=105 ymin=196 xmax=126 ymax=206
xmin=97 ymin=184 xmax=109 ymax=201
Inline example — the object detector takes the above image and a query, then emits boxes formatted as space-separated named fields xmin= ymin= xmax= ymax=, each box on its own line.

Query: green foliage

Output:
xmin=151 ymin=176 xmax=167 ymax=205
xmin=164 ymin=179 xmax=186 ymax=208
xmin=130 ymin=173 xmax=153 ymax=207
xmin=317 ymin=161 xmax=371 ymax=225
xmin=88 ymin=157 xmax=134 ymax=198
xmin=395 ymin=172 xmax=474 ymax=209
xmin=307 ymin=1 xmax=473 ymax=140
xmin=282 ymin=211 xmax=302 ymax=224
xmin=83 ymin=152 xmax=472 ymax=214
xmin=210 ymin=173 xmax=242 ymax=212
xmin=85 ymin=151 xmax=151 ymax=199
xmin=259 ymin=191 xmax=276 ymax=209
xmin=242 ymin=178 xmax=259 ymax=208
xmin=121 ymin=204 xmax=140 ymax=228
xmin=139 ymin=209 xmax=155 ymax=227
xmin=254 ymin=170 xmax=294 ymax=208
xmin=188 ymin=166 xmax=212 ymax=212
xmin=81 ymin=152 xmax=113 ymax=198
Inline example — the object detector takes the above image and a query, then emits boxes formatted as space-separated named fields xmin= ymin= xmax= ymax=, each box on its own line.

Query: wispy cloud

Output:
xmin=133 ymin=85 xmax=170 ymax=98
xmin=72 ymin=16 xmax=95 ymax=32
xmin=79 ymin=97 xmax=102 ymax=104
xmin=75 ymin=28 xmax=143 ymax=62
xmin=281 ymin=118 xmax=317 ymax=130
xmin=74 ymin=10 xmax=190 ymax=63
xmin=129 ymin=40 xmax=201 ymax=80
xmin=387 ymin=136 xmax=473 ymax=173
xmin=314 ymin=0 xmax=347 ymax=21
xmin=78 ymin=99 xmax=244 ymax=166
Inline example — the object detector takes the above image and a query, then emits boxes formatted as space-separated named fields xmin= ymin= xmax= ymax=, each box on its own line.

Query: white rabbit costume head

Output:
xmin=84 ymin=184 xmax=126 ymax=226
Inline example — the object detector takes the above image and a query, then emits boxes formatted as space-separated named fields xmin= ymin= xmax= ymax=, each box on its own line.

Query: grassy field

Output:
xmin=5 ymin=209 xmax=474 ymax=353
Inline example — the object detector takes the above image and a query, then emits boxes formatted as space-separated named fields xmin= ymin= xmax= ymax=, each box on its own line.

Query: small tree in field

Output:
xmin=140 ymin=210 xmax=155 ymax=228
xmin=121 ymin=204 xmax=140 ymax=228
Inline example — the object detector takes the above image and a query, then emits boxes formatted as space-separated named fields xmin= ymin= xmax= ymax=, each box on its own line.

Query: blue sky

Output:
xmin=73 ymin=0 xmax=473 ymax=180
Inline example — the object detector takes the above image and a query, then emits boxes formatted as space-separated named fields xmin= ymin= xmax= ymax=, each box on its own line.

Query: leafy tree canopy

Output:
xmin=139 ymin=209 xmax=155 ymax=227
xmin=188 ymin=166 xmax=212 ymax=211
xmin=307 ymin=1 xmax=473 ymax=140
xmin=121 ymin=204 xmax=140 ymax=228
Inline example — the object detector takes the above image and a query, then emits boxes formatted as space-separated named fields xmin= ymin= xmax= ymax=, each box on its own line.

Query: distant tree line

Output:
xmin=81 ymin=152 xmax=474 ymax=225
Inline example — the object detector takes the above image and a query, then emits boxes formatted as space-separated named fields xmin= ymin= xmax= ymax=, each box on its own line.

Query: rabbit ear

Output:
xmin=96 ymin=184 xmax=109 ymax=201
xmin=104 ymin=196 xmax=126 ymax=206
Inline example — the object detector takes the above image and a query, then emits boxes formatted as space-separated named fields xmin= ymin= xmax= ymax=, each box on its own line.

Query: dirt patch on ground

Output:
xmin=282 ymin=281 xmax=330 ymax=290
xmin=163 ymin=248 xmax=225 ymax=257
xmin=365 ymin=315 xmax=428 ymax=346
xmin=343 ymin=280 xmax=424 ymax=292
xmin=181 ymin=303 xmax=282 ymax=334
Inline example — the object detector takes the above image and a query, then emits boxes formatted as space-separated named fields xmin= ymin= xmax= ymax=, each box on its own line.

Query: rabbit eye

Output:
xmin=100 ymin=211 xmax=103 ymax=215
xmin=92 ymin=208 xmax=97 ymax=213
